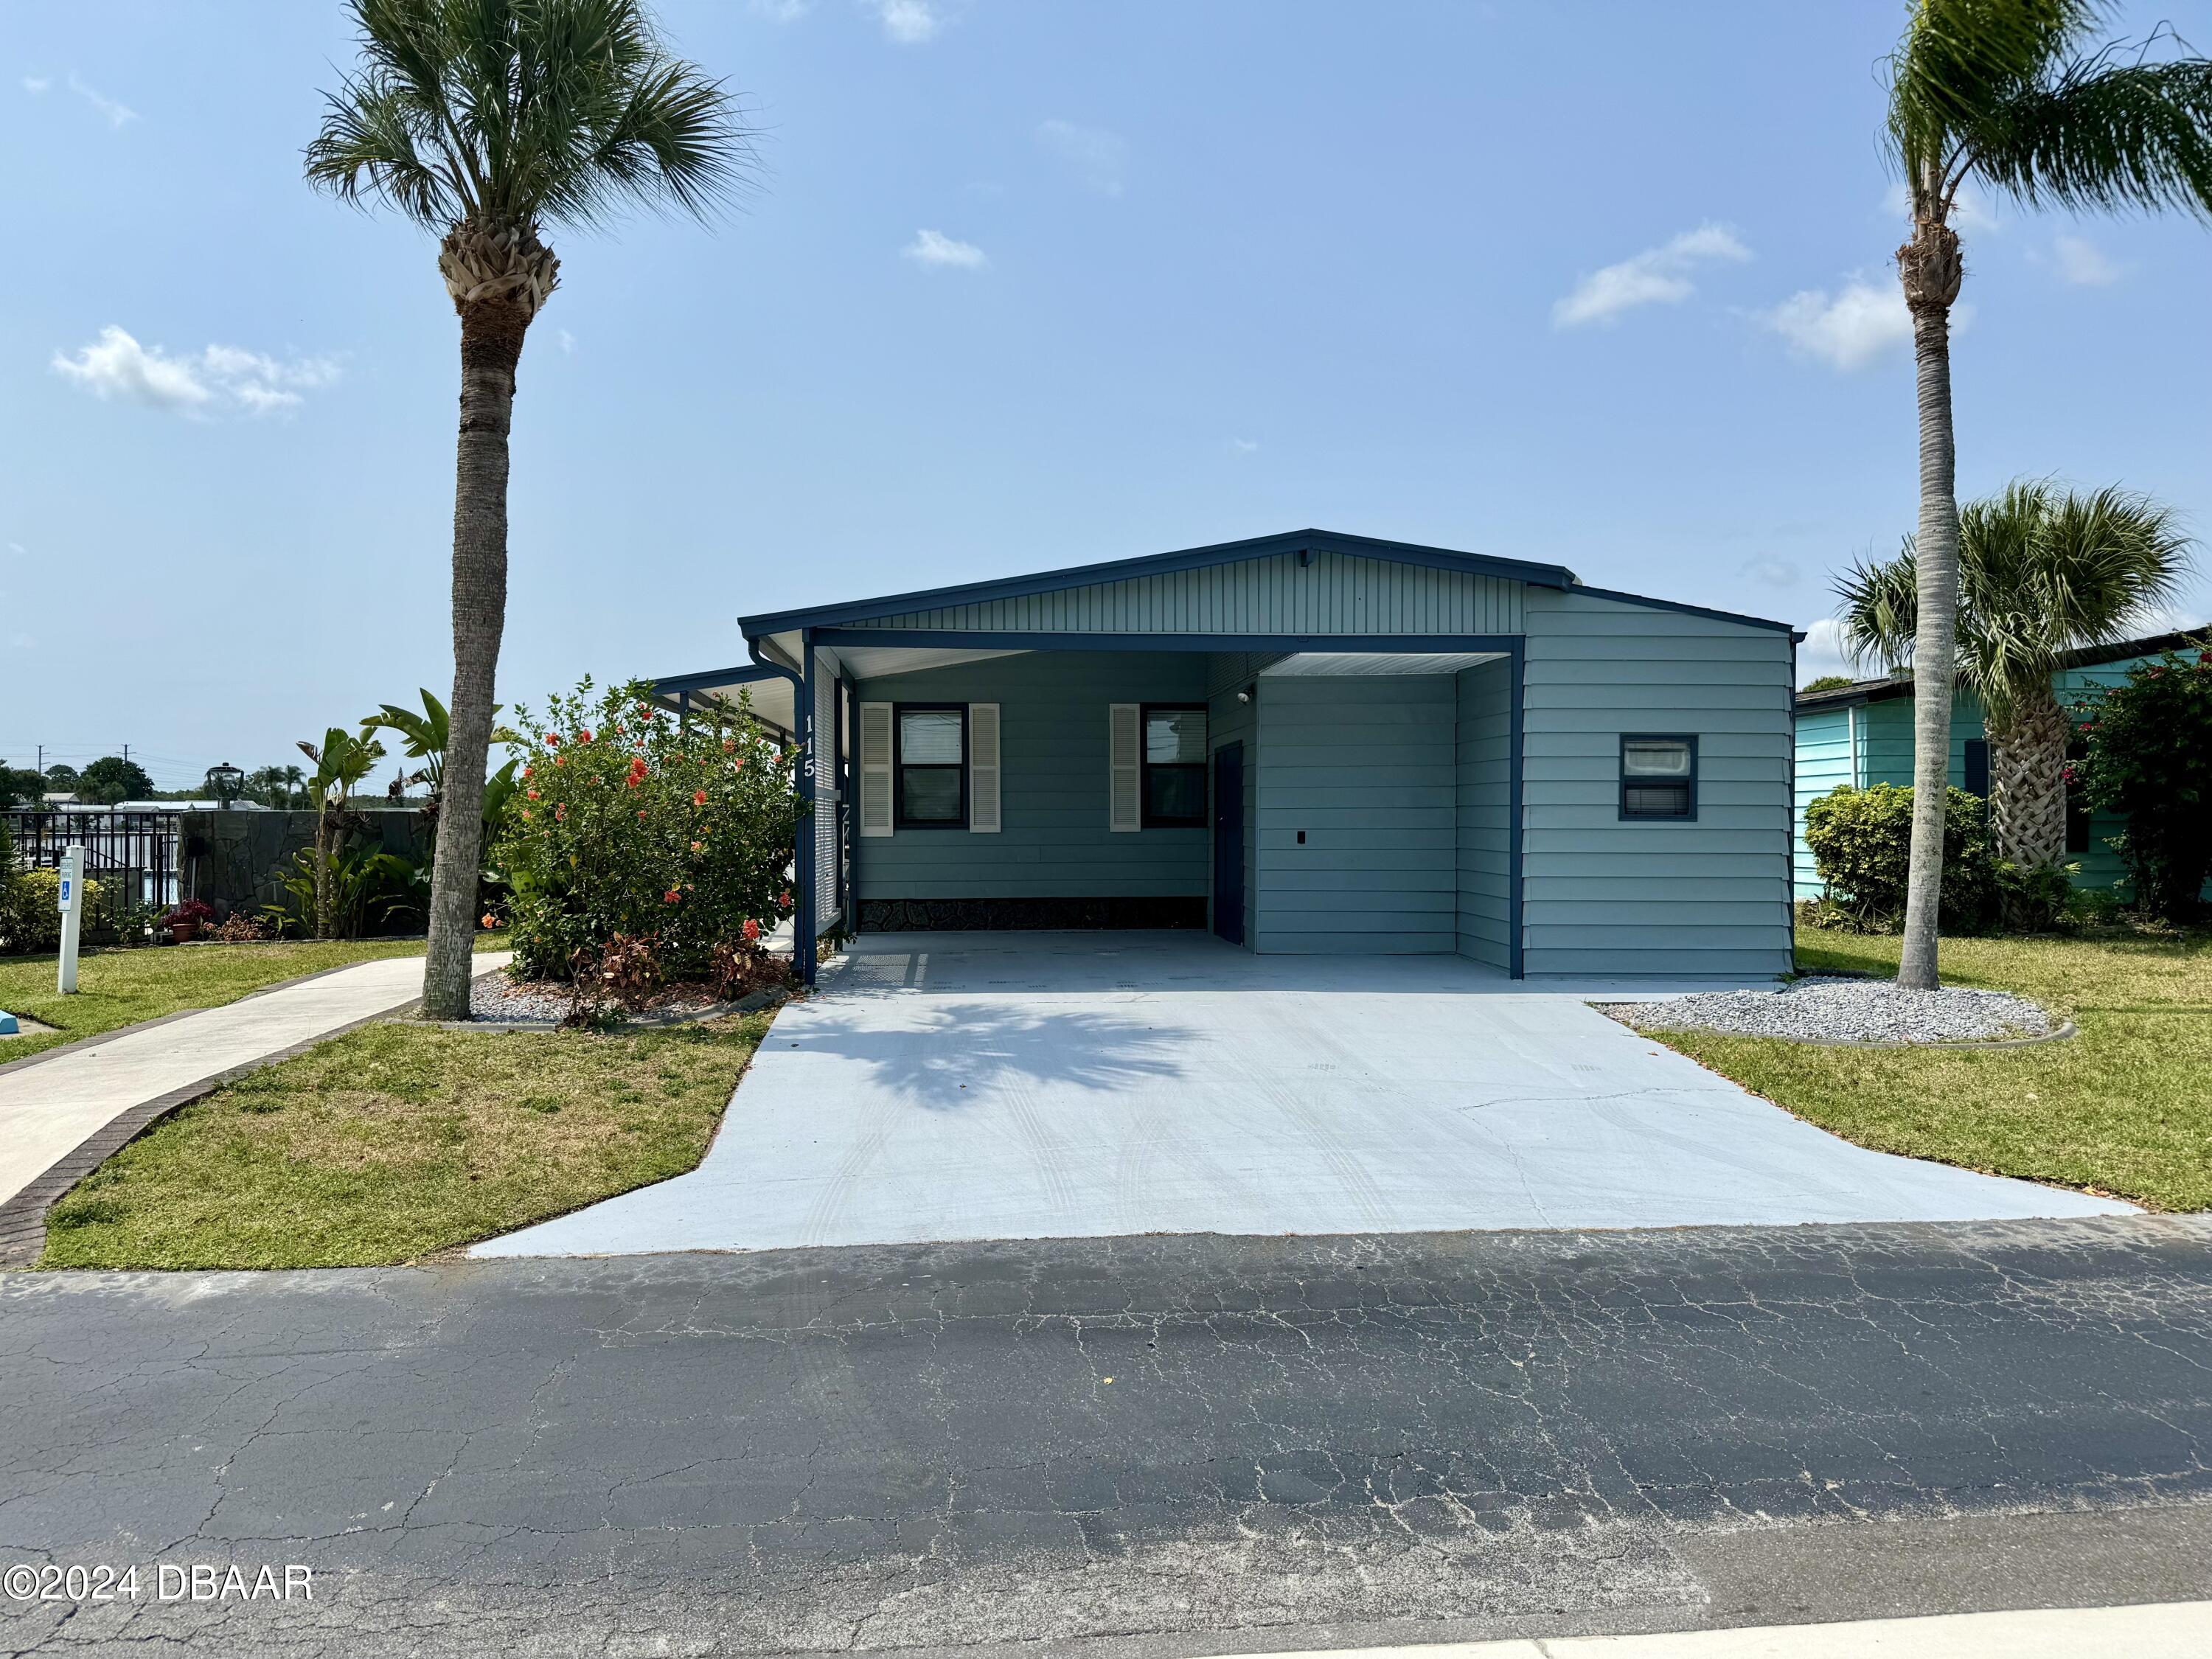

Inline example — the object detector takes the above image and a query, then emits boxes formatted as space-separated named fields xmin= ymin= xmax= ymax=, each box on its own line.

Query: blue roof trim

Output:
xmin=739 ymin=529 xmax=1576 ymax=637
xmin=650 ymin=662 xmax=785 ymax=695
xmin=1568 ymin=585 xmax=1799 ymax=635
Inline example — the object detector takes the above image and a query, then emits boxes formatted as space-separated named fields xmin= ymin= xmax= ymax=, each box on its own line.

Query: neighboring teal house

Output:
xmin=655 ymin=529 xmax=1802 ymax=984
xmin=1792 ymin=628 xmax=2205 ymax=901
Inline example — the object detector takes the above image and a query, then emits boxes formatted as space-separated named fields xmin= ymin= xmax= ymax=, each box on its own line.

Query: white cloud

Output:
xmin=902 ymin=229 xmax=987 ymax=270
xmin=1037 ymin=119 xmax=1127 ymax=197
xmin=2051 ymin=232 xmax=2124 ymax=287
xmin=557 ymin=327 xmax=577 ymax=353
xmin=52 ymin=326 xmax=340 ymax=416
xmin=1759 ymin=277 xmax=1913 ymax=371
xmin=869 ymin=0 xmax=943 ymax=42
xmin=1740 ymin=554 xmax=1798 ymax=589
xmin=751 ymin=0 xmax=811 ymax=18
xmin=66 ymin=71 xmax=136 ymax=128
xmin=1552 ymin=223 xmax=1750 ymax=328
xmin=1230 ymin=437 xmax=1259 ymax=454
xmin=5 ymin=541 xmax=23 ymax=557
xmin=22 ymin=74 xmax=52 ymax=94
xmin=1797 ymin=618 xmax=1857 ymax=685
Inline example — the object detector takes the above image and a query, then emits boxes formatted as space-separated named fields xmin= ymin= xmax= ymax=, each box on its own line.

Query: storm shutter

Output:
xmin=969 ymin=703 xmax=1001 ymax=832
xmin=1108 ymin=703 xmax=1141 ymax=832
xmin=858 ymin=702 xmax=894 ymax=837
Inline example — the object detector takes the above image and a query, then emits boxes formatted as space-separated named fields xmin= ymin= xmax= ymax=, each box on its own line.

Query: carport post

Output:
xmin=1509 ymin=638 xmax=1525 ymax=981
xmin=796 ymin=631 xmax=818 ymax=987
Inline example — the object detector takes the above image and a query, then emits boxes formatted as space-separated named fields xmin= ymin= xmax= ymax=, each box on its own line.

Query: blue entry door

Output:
xmin=1211 ymin=743 xmax=1244 ymax=945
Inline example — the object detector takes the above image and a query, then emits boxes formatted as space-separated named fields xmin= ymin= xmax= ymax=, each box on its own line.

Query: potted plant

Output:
xmin=163 ymin=899 xmax=216 ymax=944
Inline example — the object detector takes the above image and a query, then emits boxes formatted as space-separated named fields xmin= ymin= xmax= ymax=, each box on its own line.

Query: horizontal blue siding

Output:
xmin=849 ymin=653 xmax=1208 ymax=901
xmin=1521 ymin=589 xmax=1794 ymax=979
xmin=1455 ymin=658 xmax=1512 ymax=969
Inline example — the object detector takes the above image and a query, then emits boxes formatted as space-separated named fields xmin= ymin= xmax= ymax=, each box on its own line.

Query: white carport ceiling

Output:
xmin=1259 ymin=650 xmax=1509 ymax=676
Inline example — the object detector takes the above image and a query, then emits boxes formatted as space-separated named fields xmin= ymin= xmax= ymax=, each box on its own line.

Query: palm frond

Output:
xmin=308 ymin=0 xmax=755 ymax=234
xmin=1975 ymin=56 xmax=2212 ymax=218
xmin=1833 ymin=546 xmax=1921 ymax=672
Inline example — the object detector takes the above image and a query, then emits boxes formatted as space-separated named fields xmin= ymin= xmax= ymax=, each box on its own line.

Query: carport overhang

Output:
xmin=656 ymin=627 xmax=1530 ymax=988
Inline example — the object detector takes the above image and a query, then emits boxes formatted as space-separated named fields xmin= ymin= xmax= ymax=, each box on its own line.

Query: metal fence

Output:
xmin=3 ymin=810 xmax=181 ymax=911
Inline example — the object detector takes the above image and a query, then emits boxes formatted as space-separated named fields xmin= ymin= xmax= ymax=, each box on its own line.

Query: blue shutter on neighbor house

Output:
xmin=1109 ymin=703 xmax=1141 ymax=832
xmin=858 ymin=702 xmax=893 ymax=837
xmin=968 ymin=703 xmax=1001 ymax=832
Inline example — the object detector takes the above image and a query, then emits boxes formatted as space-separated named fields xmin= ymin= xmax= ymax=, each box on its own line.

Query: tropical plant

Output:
xmin=74 ymin=755 xmax=156 ymax=806
xmin=42 ymin=764 xmax=79 ymax=793
xmin=1835 ymin=479 xmax=2191 ymax=866
xmin=270 ymin=839 xmax=426 ymax=941
xmin=2079 ymin=643 xmax=2212 ymax=919
xmin=243 ymin=764 xmax=311 ymax=810
xmin=306 ymin=0 xmax=751 ymax=1018
xmin=1880 ymin=0 xmax=2212 ymax=987
xmin=495 ymin=677 xmax=799 ymax=981
xmin=1804 ymin=782 xmax=1997 ymax=932
xmin=297 ymin=727 xmax=389 ymax=938
xmin=364 ymin=686 xmax=520 ymax=801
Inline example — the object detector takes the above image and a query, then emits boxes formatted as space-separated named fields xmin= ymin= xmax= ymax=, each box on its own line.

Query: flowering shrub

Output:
xmin=495 ymin=676 xmax=802 ymax=980
xmin=2080 ymin=644 xmax=2212 ymax=922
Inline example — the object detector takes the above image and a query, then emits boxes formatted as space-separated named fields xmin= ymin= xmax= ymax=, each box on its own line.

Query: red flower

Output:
xmin=664 ymin=888 xmax=682 ymax=904
xmin=625 ymin=757 xmax=647 ymax=790
xmin=742 ymin=918 xmax=761 ymax=942
xmin=693 ymin=789 xmax=708 ymax=806
xmin=527 ymin=789 xmax=540 ymax=801
xmin=522 ymin=764 xmax=534 ymax=779
xmin=520 ymin=808 xmax=533 ymax=821
xmin=779 ymin=888 xmax=791 ymax=908
xmin=554 ymin=804 xmax=567 ymax=821
xmin=481 ymin=912 xmax=498 ymax=929
xmin=722 ymin=738 xmax=735 ymax=753
xmin=546 ymin=734 xmax=560 ymax=747
xmin=691 ymin=840 xmax=703 ymax=852
xmin=637 ymin=809 xmax=647 ymax=820
xmin=577 ymin=729 xmax=594 ymax=743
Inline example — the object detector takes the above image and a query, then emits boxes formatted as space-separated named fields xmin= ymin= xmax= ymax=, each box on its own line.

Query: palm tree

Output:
xmin=1837 ymin=480 xmax=2192 ymax=867
xmin=1882 ymin=0 xmax=2212 ymax=987
xmin=306 ymin=0 xmax=750 ymax=1016
xmin=364 ymin=687 xmax=518 ymax=801
xmin=298 ymin=728 xmax=389 ymax=938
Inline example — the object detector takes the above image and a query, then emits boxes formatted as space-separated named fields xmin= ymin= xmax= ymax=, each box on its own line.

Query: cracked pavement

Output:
xmin=4 ymin=1216 xmax=2212 ymax=1655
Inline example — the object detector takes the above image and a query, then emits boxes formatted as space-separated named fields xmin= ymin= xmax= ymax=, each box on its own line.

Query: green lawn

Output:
xmin=38 ymin=1012 xmax=772 ymax=1270
xmin=0 ymin=936 xmax=503 ymax=1065
xmin=1650 ymin=927 xmax=2212 ymax=1212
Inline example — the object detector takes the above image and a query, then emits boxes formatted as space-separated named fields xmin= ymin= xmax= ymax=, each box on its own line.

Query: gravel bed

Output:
xmin=1604 ymin=975 xmax=2056 ymax=1046
xmin=466 ymin=977 xmax=731 ymax=1026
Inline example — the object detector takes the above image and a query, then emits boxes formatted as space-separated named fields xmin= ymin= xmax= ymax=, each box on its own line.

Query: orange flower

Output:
xmin=664 ymin=888 xmax=682 ymax=904
xmin=546 ymin=734 xmax=560 ymax=747
xmin=480 ymin=912 xmax=497 ymax=928
xmin=742 ymin=918 xmax=761 ymax=942
xmin=526 ymin=789 xmax=540 ymax=801
xmin=521 ymin=764 xmax=534 ymax=779
xmin=577 ymin=729 xmax=593 ymax=743
xmin=520 ymin=808 xmax=533 ymax=821
xmin=554 ymin=804 xmax=567 ymax=821
xmin=692 ymin=790 xmax=708 ymax=806
xmin=779 ymin=888 xmax=791 ymax=908
xmin=691 ymin=840 xmax=703 ymax=852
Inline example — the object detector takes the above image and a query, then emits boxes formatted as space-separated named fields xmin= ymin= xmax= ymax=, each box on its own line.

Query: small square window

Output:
xmin=1620 ymin=735 xmax=1696 ymax=821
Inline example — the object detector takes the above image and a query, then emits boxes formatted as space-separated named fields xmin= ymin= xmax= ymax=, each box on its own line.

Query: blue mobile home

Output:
xmin=1792 ymin=629 xmax=2207 ymax=902
xmin=657 ymin=529 xmax=1801 ymax=984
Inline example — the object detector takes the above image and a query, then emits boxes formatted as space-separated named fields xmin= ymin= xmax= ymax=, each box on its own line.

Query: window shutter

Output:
xmin=858 ymin=702 xmax=893 ymax=838
xmin=1108 ymin=703 xmax=1141 ymax=832
xmin=969 ymin=703 xmax=1001 ymax=832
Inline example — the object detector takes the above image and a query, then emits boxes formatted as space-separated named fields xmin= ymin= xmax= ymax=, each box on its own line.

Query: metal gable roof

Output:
xmin=736 ymin=528 xmax=1579 ymax=639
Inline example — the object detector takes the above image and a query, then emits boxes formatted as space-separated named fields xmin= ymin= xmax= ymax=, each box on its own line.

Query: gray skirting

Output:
xmin=856 ymin=897 xmax=1206 ymax=932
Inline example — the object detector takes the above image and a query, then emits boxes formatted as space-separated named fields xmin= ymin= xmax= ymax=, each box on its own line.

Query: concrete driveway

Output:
xmin=479 ymin=932 xmax=2129 ymax=1258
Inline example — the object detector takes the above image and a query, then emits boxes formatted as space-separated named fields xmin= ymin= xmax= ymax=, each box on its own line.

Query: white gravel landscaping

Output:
xmin=1604 ymin=975 xmax=2058 ymax=1046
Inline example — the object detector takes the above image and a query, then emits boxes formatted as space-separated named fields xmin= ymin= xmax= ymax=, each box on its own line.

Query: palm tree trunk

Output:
xmin=1896 ymin=218 xmax=1964 ymax=991
xmin=422 ymin=298 xmax=527 ymax=1018
xmin=1988 ymin=696 xmax=2070 ymax=867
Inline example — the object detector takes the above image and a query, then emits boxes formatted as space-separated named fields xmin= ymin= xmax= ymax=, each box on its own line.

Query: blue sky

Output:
xmin=6 ymin=1 xmax=2212 ymax=790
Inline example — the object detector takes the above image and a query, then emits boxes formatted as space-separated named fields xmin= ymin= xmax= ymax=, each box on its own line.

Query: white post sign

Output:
xmin=57 ymin=844 xmax=83 ymax=994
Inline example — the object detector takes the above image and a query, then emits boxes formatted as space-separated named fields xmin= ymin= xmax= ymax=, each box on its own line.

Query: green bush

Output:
xmin=1803 ymin=782 xmax=1996 ymax=933
xmin=0 ymin=869 xmax=103 ymax=956
xmin=2079 ymin=644 xmax=2212 ymax=923
xmin=495 ymin=676 xmax=801 ymax=981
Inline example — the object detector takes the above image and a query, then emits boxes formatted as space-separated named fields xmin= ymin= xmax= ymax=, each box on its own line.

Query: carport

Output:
xmin=653 ymin=528 xmax=1803 ymax=987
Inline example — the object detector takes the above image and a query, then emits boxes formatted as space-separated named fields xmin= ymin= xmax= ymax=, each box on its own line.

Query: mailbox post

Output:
xmin=57 ymin=844 xmax=83 ymax=995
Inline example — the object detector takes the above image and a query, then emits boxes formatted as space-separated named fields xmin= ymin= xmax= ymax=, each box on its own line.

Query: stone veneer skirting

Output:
xmin=856 ymin=897 xmax=1207 ymax=933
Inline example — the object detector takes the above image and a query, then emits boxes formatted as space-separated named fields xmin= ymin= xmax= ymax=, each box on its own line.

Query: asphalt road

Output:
xmin=4 ymin=1216 xmax=2211 ymax=1658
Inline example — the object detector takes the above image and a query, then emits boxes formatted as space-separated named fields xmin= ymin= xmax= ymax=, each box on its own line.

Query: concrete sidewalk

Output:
xmin=0 ymin=952 xmax=509 ymax=1251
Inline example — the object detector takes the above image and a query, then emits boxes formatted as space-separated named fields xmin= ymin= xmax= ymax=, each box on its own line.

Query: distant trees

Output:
xmin=75 ymin=756 xmax=157 ymax=806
